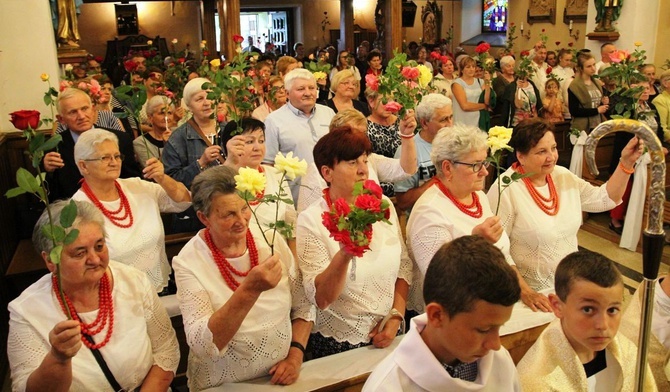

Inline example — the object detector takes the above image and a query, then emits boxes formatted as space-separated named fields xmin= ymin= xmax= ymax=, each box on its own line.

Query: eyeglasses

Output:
xmin=451 ymin=160 xmax=490 ymax=173
xmin=84 ymin=154 xmax=125 ymax=164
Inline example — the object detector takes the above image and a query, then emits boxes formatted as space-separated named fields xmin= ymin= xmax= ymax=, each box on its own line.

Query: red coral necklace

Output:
xmin=204 ymin=229 xmax=259 ymax=291
xmin=433 ymin=178 xmax=483 ymax=218
xmin=513 ymin=162 xmax=560 ymax=216
xmin=52 ymin=273 xmax=114 ymax=350
xmin=81 ymin=180 xmax=134 ymax=228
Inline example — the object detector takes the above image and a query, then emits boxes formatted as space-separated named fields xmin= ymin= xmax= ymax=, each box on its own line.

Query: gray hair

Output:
xmin=284 ymin=68 xmax=316 ymax=92
xmin=32 ymin=200 xmax=106 ymax=255
xmin=146 ymin=95 xmax=174 ymax=118
xmin=74 ymin=129 xmax=119 ymax=167
xmin=183 ymin=77 xmax=211 ymax=108
xmin=500 ymin=55 xmax=515 ymax=68
xmin=57 ymin=88 xmax=92 ymax=115
xmin=416 ymin=94 xmax=452 ymax=123
xmin=431 ymin=123 xmax=488 ymax=176
xmin=191 ymin=166 xmax=238 ymax=216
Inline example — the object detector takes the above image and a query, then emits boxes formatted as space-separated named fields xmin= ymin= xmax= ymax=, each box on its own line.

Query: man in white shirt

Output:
xmin=596 ymin=43 xmax=616 ymax=74
xmin=264 ymin=68 xmax=335 ymax=203
xmin=363 ymin=236 xmax=522 ymax=391
xmin=553 ymin=49 xmax=576 ymax=118
xmin=530 ymin=44 xmax=549 ymax=99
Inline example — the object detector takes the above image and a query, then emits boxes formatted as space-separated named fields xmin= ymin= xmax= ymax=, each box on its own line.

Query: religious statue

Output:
xmin=374 ymin=0 xmax=385 ymax=52
xmin=421 ymin=0 xmax=441 ymax=45
xmin=595 ymin=0 xmax=623 ymax=32
xmin=51 ymin=0 xmax=83 ymax=47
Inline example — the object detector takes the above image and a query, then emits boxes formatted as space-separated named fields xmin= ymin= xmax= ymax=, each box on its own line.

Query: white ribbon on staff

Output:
xmin=620 ymin=152 xmax=650 ymax=251
xmin=569 ymin=130 xmax=588 ymax=178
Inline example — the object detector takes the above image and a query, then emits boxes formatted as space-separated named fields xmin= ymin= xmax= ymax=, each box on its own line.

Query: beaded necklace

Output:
xmin=81 ymin=180 xmax=134 ymax=228
xmin=513 ymin=162 xmax=560 ymax=216
xmin=52 ymin=273 xmax=114 ymax=350
xmin=203 ymin=229 xmax=259 ymax=291
xmin=433 ymin=178 xmax=483 ymax=218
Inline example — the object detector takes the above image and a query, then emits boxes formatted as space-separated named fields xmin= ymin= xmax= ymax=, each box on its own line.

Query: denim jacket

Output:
xmin=162 ymin=121 xmax=222 ymax=188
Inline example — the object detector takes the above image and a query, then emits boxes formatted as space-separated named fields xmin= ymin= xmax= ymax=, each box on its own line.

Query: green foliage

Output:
xmin=598 ymin=47 xmax=649 ymax=119
xmin=164 ymin=62 xmax=191 ymax=103
xmin=113 ymin=84 xmax=148 ymax=126
xmin=375 ymin=50 xmax=428 ymax=118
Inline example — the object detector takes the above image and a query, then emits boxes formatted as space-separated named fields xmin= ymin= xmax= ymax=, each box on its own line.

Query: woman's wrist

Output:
xmin=618 ymin=158 xmax=635 ymax=174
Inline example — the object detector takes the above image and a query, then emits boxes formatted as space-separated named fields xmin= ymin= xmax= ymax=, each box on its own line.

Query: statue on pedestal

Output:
xmin=595 ymin=0 xmax=623 ymax=32
xmin=51 ymin=0 xmax=83 ymax=48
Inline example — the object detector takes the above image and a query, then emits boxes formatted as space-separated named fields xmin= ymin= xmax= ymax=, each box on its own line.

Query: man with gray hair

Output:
xmin=43 ymin=88 xmax=140 ymax=200
xmin=394 ymin=93 xmax=454 ymax=212
xmin=264 ymin=68 xmax=336 ymax=203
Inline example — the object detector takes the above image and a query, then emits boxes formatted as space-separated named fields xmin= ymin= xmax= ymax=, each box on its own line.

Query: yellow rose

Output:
xmin=40 ymin=73 xmax=49 ymax=82
xmin=274 ymin=152 xmax=308 ymax=180
xmin=634 ymin=41 xmax=642 ymax=47
xmin=487 ymin=138 xmax=510 ymax=155
xmin=147 ymin=40 xmax=153 ymax=46
xmin=417 ymin=64 xmax=433 ymax=88
xmin=488 ymin=126 xmax=513 ymax=143
xmin=209 ymin=59 xmax=221 ymax=69
xmin=235 ymin=167 xmax=267 ymax=196
xmin=312 ymin=71 xmax=327 ymax=81
xmin=171 ymin=38 xmax=178 ymax=44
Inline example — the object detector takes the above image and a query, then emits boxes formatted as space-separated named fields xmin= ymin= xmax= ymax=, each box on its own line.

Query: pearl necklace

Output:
xmin=513 ymin=162 xmax=560 ymax=216
xmin=52 ymin=273 xmax=114 ymax=350
xmin=433 ymin=178 xmax=483 ymax=218
xmin=204 ymin=229 xmax=259 ymax=291
xmin=81 ymin=180 xmax=134 ymax=228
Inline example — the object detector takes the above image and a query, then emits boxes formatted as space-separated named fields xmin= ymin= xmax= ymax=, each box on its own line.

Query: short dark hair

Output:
xmin=221 ymin=117 xmax=265 ymax=156
xmin=555 ymin=250 xmax=623 ymax=302
xmin=510 ymin=118 xmax=555 ymax=155
xmin=367 ymin=50 xmax=382 ymax=63
xmin=423 ymin=236 xmax=521 ymax=318
xmin=313 ymin=125 xmax=371 ymax=182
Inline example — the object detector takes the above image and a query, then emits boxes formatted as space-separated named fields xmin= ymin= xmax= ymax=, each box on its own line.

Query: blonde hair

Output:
xmin=330 ymin=108 xmax=367 ymax=131
xmin=330 ymin=69 xmax=356 ymax=93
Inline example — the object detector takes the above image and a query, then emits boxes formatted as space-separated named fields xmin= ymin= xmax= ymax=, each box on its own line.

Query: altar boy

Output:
xmin=517 ymin=250 xmax=657 ymax=391
xmin=363 ymin=236 xmax=521 ymax=391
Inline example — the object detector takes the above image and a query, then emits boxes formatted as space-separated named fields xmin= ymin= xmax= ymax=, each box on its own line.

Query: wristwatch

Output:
xmin=379 ymin=308 xmax=405 ymax=333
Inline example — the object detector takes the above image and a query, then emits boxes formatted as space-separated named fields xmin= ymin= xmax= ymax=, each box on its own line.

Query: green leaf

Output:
xmin=16 ymin=167 xmax=39 ymax=193
xmin=28 ymin=133 xmax=45 ymax=154
xmin=36 ymin=134 xmax=62 ymax=153
xmin=63 ymin=228 xmax=79 ymax=245
xmin=36 ymin=187 xmax=47 ymax=201
xmin=49 ymin=245 xmax=63 ymax=265
xmin=5 ymin=186 xmax=26 ymax=198
xmin=51 ymin=225 xmax=66 ymax=243
xmin=502 ymin=176 xmax=511 ymax=184
xmin=60 ymin=200 xmax=78 ymax=228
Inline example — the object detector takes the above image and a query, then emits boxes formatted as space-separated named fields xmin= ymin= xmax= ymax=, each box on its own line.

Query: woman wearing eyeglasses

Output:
xmin=71 ymin=129 xmax=192 ymax=293
xmin=405 ymin=124 xmax=542 ymax=314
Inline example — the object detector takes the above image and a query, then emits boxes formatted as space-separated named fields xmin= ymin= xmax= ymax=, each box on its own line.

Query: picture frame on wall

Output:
xmin=563 ymin=0 xmax=588 ymax=23
xmin=527 ymin=0 xmax=556 ymax=24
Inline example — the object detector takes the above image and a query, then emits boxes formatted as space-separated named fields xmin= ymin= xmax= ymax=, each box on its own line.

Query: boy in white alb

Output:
xmin=517 ymin=250 xmax=657 ymax=391
xmin=363 ymin=236 xmax=522 ymax=391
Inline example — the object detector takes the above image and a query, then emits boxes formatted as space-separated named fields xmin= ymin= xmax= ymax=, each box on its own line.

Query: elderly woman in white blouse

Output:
xmin=173 ymin=166 xmax=313 ymax=390
xmin=406 ymin=124 xmax=549 ymax=313
xmin=8 ymin=201 xmax=179 ymax=392
xmin=488 ymin=118 xmax=642 ymax=292
xmin=297 ymin=126 xmax=412 ymax=359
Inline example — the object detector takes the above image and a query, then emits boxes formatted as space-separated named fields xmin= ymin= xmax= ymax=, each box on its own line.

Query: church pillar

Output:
xmin=217 ymin=0 xmax=241 ymax=61
xmin=340 ymin=0 xmax=354 ymax=52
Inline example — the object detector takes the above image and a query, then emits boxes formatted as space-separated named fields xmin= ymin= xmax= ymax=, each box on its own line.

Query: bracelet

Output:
xmin=398 ymin=131 xmax=414 ymax=139
xmin=197 ymin=160 xmax=206 ymax=172
xmin=618 ymin=159 xmax=635 ymax=175
xmin=289 ymin=341 xmax=306 ymax=354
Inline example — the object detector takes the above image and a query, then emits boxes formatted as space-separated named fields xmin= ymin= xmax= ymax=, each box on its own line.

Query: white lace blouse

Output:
xmin=296 ymin=197 xmax=412 ymax=345
xmin=487 ymin=165 xmax=617 ymax=291
xmin=8 ymin=261 xmax=179 ymax=392
xmin=172 ymin=226 xmax=314 ymax=390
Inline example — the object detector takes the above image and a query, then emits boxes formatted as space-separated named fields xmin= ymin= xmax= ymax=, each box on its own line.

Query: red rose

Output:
xmin=510 ymin=22 xmax=515 ymax=26
xmin=546 ymin=66 xmax=553 ymax=74
xmin=203 ymin=51 xmax=210 ymax=57
xmin=440 ymin=56 xmax=450 ymax=65
xmin=542 ymin=28 xmax=545 ymax=32
xmin=555 ymin=41 xmax=561 ymax=46
xmin=475 ymin=42 xmax=491 ymax=54
xmin=430 ymin=51 xmax=441 ymax=60
xmin=520 ymin=50 xmax=530 ymax=57
xmin=355 ymin=194 xmax=382 ymax=213
xmin=401 ymin=66 xmax=420 ymax=80
xmin=568 ymin=42 xmax=574 ymax=47
xmin=365 ymin=74 xmax=379 ymax=91
xmin=334 ymin=198 xmax=351 ymax=216
xmin=124 ymin=60 xmax=138 ymax=73
xmin=384 ymin=101 xmax=402 ymax=113
xmin=233 ymin=35 xmax=245 ymax=44
xmin=178 ymin=57 xmax=186 ymax=64
xmin=216 ymin=112 xmax=226 ymax=123
xmin=10 ymin=110 xmax=40 ymax=130
xmin=94 ymin=56 xmax=104 ymax=63
xmin=383 ymin=207 xmax=391 ymax=220
xmin=321 ymin=211 xmax=338 ymax=232
xmin=363 ymin=179 xmax=383 ymax=199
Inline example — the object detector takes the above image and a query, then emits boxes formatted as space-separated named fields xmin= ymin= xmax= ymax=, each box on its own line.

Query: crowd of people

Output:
xmin=7 ymin=33 xmax=670 ymax=392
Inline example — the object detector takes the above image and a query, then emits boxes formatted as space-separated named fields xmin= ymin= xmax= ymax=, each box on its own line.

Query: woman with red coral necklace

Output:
xmin=172 ymin=166 xmax=313 ymax=390
xmin=297 ymin=126 xmax=411 ymax=359
xmin=405 ymin=124 xmax=547 ymax=314
xmin=8 ymin=201 xmax=179 ymax=391
xmin=72 ymin=129 xmax=191 ymax=293
xmin=488 ymin=118 xmax=642 ymax=293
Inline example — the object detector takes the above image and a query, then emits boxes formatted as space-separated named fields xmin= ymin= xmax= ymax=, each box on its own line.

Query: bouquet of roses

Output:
xmin=486 ymin=126 xmax=528 ymax=215
xmin=598 ymin=44 xmax=648 ymax=119
xmin=321 ymin=180 xmax=391 ymax=258
xmin=367 ymin=50 xmax=432 ymax=117
xmin=475 ymin=42 xmax=496 ymax=76
xmin=235 ymin=152 xmax=308 ymax=254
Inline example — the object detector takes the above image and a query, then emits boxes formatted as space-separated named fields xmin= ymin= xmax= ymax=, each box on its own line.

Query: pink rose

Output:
xmin=365 ymin=74 xmax=379 ymax=91
xmin=216 ymin=112 xmax=226 ymax=123
xmin=88 ymin=79 xmax=101 ymax=96
xmin=355 ymin=194 xmax=381 ymax=213
xmin=384 ymin=101 xmax=402 ymax=113
xmin=363 ymin=180 xmax=383 ymax=199
xmin=401 ymin=67 xmax=420 ymax=80
xmin=59 ymin=80 xmax=72 ymax=92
